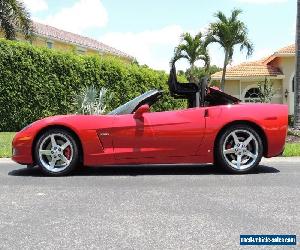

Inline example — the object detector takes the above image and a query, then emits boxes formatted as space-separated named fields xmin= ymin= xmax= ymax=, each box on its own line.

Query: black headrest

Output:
xmin=168 ymin=64 xmax=178 ymax=93
xmin=168 ymin=64 xmax=177 ymax=83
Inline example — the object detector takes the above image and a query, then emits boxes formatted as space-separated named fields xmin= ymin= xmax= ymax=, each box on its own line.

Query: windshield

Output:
xmin=108 ymin=90 xmax=162 ymax=115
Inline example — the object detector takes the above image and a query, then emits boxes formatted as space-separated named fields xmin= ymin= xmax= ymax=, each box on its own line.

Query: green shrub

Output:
xmin=288 ymin=115 xmax=294 ymax=127
xmin=75 ymin=86 xmax=111 ymax=115
xmin=0 ymin=39 xmax=185 ymax=131
xmin=257 ymin=78 xmax=275 ymax=103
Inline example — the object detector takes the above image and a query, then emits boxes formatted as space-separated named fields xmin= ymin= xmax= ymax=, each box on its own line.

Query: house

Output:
xmin=1 ymin=21 xmax=133 ymax=61
xmin=211 ymin=44 xmax=295 ymax=115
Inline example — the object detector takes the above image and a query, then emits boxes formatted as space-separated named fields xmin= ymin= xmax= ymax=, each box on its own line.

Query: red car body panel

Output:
xmin=12 ymin=103 xmax=288 ymax=167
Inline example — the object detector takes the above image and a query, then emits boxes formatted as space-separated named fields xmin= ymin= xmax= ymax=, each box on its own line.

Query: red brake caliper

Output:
xmin=64 ymin=146 xmax=71 ymax=160
xmin=226 ymin=142 xmax=232 ymax=149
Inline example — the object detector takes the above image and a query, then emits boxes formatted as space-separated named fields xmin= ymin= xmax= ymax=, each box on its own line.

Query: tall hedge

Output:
xmin=0 ymin=39 xmax=184 ymax=131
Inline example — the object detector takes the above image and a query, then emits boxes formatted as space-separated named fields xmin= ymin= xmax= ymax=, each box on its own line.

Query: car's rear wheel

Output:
xmin=34 ymin=129 xmax=79 ymax=176
xmin=215 ymin=125 xmax=263 ymax=174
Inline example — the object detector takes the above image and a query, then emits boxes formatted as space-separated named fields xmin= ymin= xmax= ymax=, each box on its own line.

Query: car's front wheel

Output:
xmin=215 ymin=125 xmax=263 ymax=174
xmin=34 ymin=129 xmax=79 ymax=176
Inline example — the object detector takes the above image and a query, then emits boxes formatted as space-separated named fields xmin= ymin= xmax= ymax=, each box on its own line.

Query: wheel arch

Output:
xmin=32 ymin=125 xmax=84 ymax=165
xmin=213 ymin=120 xmax=268 ymax=157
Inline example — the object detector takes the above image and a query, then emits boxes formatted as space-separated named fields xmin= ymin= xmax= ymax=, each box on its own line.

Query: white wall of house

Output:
xmin=212 ymin=53 xmax=297 ymax=114
xmin=280 ymin=57 xmax=295 ymax=115
xmin=223 ymin=80 xmax=240 ymax=98
xmin=269 ymin=56 xmax=295 ymax=115
xmin=221 ymin=78 xmax=283 ymax=103
xmin=240 ymin=79 xmax=283 ymax=103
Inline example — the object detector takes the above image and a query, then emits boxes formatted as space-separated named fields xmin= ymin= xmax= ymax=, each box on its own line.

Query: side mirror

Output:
xmin=134 ymin=104 xmax=150 ymax=119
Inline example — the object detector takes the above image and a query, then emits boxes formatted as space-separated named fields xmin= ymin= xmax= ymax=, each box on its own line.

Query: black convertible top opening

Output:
xmin=168 ymin=62 xmax=240 ymax=107
xmin=168 ymin=63 xmax=208 ymax=108
xmin=109 ymin=63 xmax=240 ymax=115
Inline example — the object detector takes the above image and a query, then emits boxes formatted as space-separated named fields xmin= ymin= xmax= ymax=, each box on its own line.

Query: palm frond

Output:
xmin=230 ymin=8 xmax=243 ymax=22
xmin=171 ymin=32 xmax=211 ymax=70
xmin=0 ymin=0 xmax=33 ymax=40
xmin=240 ymin=38 xmax=254 ymax=57
xmin=215 ymin=11 xmax=228 ymax=23
xmin=206 ymin=8 xmax=253 ymax=88
xmin=227 ymin=47 xmax=234 ymax=63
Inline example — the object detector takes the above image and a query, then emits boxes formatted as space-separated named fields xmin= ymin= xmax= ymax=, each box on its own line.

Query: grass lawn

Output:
xmin=0 ymin=132 xmax=300 ymax=158
xmin=0 ymin=132 xmax=16 ymax=158
xmin=282 ymin=143 xmax=300 ymax=157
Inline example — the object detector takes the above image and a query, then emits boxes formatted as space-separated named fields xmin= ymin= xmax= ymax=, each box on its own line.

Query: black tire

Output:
xmin=34 ymin=128 xmax=79 ymax=176
xmin=215 ymin=125 xmax=263 ymax=174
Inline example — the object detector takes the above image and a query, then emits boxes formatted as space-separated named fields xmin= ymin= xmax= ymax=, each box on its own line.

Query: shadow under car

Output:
xmin=8 ymin=164 xmax=280 ymax=177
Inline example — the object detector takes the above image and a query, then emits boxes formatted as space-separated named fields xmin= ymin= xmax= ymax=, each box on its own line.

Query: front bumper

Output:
xmin=11 ymin=132 xmax=34 ymax=165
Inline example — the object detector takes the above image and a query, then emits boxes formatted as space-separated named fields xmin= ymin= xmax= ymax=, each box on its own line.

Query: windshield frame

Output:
xmin=108 ymin=89 xmax=163 ymax=115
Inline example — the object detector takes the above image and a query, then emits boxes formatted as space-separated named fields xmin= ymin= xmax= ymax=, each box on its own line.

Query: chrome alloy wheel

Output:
xmin=222 ymin=129 xmax=259 ymax=170
xmin=38 ymin=133 xmax=73 ymax=173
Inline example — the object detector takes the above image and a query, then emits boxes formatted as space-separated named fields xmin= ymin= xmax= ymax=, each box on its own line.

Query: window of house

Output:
xmin=77 ymin=47 xmax=86 ymax=54
xmin=244 ymin=88 xmax=261 ymax=103
xmin=46 ymin=41 xmax=53 ymax=49
xmin=292 ymin=77 xmax=295 ymax=92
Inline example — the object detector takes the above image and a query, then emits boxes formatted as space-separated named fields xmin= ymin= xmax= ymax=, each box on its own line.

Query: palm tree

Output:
xmin=294 ymin=0 xmax=300 ymax=129
xmin=172 ymin=32 xmax=210 ymax=82
xmin=0 ymin=0 xmax=33 ymax=40
xmin=206 ymin=9 xmax=253 ymax=90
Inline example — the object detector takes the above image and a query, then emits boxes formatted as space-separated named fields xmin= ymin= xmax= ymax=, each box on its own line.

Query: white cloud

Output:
xmin=291 ymin=23 xmax=296 ymax=38
xmin=227 ymin=47 xmax=271 ymax=67
xmin=249 ymin=48 xmax=274 ymax=61
xmin=39 ymin=0 xmax=108 ymax=34
xmin=22 ymin=0 xmax=48 ymax=13
xmin=236 ymin=0 xmax=287 ymax=4
xmin=101 ymin=25 xmax=186 ymax=71
xmin=206 ymin=44 xmax=274 ymax=68
xmin=101 ymin=25 xmax=272 ymax=71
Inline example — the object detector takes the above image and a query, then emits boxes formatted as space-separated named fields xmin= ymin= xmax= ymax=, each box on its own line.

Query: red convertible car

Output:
xmin=12 ymin=65 xmax=288 ymax=176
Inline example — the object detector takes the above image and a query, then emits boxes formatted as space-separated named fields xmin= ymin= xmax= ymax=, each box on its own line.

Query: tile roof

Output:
xmin=211 ymin=44 xmax=296 ymax=79
xmin=261 ymin=44 xmax=295 ymax=64
xmin=33 ymin=22 xmax=133 ymax=60
xmin=211 ymin=60 xmax=283 ymax=79
xmin=275 ymin=44 xmax=295 ymax=54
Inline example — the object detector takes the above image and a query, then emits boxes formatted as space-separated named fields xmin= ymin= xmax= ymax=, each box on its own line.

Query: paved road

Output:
xmin=0 ymin=159 xmax=299 ymax=250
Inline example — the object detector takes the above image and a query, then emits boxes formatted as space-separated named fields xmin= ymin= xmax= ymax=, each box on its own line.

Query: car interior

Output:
xmin=168 ymin=62 xmax=240 ymax=108
xmin=168 ymin=63 xmax=208 ymax=108
xmin=108 ymin=63 xmax=240 ymax=115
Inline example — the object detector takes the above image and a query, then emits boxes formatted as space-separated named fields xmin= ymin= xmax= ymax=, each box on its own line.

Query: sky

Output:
xmin=23 ymin=0 xmax=296 ymax=71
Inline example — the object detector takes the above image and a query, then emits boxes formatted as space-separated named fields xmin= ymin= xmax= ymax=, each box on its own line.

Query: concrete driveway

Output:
xmin=0 ymin=158 xmax=299 ymax=249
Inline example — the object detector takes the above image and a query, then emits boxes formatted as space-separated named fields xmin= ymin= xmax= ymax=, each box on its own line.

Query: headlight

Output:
xmin=12 ymin=148 xmax=17 ymax=156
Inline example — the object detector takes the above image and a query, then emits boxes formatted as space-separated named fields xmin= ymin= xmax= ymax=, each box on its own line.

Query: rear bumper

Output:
xmin=265 ymin=147 xmax=285 ymax=158
xmin=276 ymin=148 xmax=285 ymax=157
xmin=265 ymin=125 xmax=287 ymax=158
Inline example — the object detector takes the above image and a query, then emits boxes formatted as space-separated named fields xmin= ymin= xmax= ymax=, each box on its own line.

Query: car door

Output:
xmin=111 ymin=107 xmax=206 ymax=159
xmin=143 ymin=108 xmax=206 ymax=157
xmin=110 ymin=112 xmax=156 ymax=159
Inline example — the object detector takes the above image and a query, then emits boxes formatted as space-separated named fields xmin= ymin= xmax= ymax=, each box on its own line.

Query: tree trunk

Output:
xmin=295 ymin=0 xmax=300 ymax=129
xmin=189 ymin=63 xmax=196 ymax=83
xmin=220 ymin=50 xmax=229 ymax=91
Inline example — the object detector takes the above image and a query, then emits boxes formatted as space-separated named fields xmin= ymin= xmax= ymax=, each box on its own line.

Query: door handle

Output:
xmin=204 ymin=109 xmax=209 ymax=117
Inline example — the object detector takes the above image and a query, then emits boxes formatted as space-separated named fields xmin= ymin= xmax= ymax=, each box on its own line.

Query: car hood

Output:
xmin=21 ymin=114 xmax=115 ymax=133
